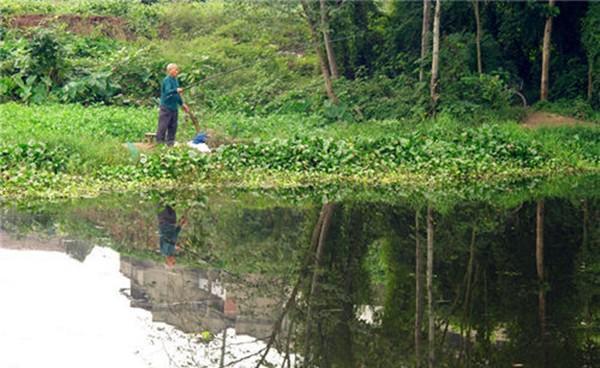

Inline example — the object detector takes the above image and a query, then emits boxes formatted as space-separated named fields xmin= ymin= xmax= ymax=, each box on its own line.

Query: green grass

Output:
xmin=0 ymin=102 xmax=154 ymax=166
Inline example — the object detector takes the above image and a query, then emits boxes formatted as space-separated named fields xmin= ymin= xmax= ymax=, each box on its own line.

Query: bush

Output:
xmin=333 ymin=74 xmax=428 ymax=121
xmin=0 ymin=142 xmax=72 ymax=173
xmin=440 ymin=73 xmax=514 ymax=122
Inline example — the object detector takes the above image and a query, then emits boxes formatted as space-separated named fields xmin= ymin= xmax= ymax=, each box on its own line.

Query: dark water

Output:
xmin=1 ymin=184 xmax=599 ymax=368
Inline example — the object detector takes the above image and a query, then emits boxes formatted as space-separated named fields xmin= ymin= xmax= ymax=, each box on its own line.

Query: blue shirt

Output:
xmin=159 ymin=76 xmax=183 ymax=111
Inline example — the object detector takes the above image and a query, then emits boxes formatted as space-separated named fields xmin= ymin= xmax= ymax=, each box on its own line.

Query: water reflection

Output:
xmin=120 ymin=256 xmax=283 ymax=339
xmin=0 ymin=186 xmax=599 ymax=367
xmin=157 ymin=203 xmax=185 ymax=267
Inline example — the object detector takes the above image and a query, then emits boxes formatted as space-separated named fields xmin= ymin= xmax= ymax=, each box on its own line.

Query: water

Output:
xmin=1 ymin=182 xmax=598 ymax=368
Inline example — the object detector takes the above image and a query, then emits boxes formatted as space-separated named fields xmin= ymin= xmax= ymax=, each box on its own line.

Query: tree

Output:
xmin=430 ymin=0 xmax=442 ymax=112
xmin=582 ymin=4 xmax=600 ymax=103
xmin=320 ymin=0 xmax=339 ymax=79
xmin=540 ymin=0 xmax=557 ymax=101
xmin=419 ymin=0 xmax=432 ymax=82
xmin=300 ymin=0 xmax=339 ymax=104
xmin=472 ymin=0 xmax=483 ymax=74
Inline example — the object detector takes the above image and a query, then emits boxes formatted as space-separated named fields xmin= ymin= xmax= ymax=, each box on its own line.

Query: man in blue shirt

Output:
xmin=157 ymin=63 xmax=189 ymax=146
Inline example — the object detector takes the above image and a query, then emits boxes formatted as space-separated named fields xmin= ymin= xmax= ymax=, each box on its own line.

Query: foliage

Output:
xmin=0 ymin=1 xmax=598 ymax=201
xmin=1 ymin=103 xmax=598 ymax=201
xmin=0 ymin=141 xmax=71 ymax=173
xmin=440 ymin=73 xmax=515 ymax=121
xmin=583 ymin=3 xmax=600 ymax=107
xmin=2 ymin=0 xmax=591 ymax=119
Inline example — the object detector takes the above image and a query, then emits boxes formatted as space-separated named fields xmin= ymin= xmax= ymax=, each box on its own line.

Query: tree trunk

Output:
xmin=430 ymin=0 xmax=442 ymax=112
xmin=540 ymin=0 xmax=556 ymax=101
xmin=320 ymin=0 xmax=339 ymax=79
xmin=426 ymin=206 xmax=435 ymax=368
xmin=536 ymin=200 xmax=547 ymax=366
xmin=415 ymin=210 xmax=425 ymax=367
xmin=473 ymin=0 xmax=483 ymax=74
xmin=419 ymin=0 xmax=432 ymax=82
xmin=301 ymin=0 xmax=339 ymax=104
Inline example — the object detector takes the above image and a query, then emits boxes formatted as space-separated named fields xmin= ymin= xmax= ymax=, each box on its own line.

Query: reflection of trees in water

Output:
xmin=2 ymin=192 xmax=598 ymax=367
xmin=274 ymin=199 xmax=600 ymax=368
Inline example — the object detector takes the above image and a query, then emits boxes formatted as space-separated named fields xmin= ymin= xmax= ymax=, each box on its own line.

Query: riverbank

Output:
xmin=1 ymin=103 xmax=598 ymax=201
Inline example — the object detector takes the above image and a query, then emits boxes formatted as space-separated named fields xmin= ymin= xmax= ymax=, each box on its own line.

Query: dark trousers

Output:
xmin=157 ymin=106 xmax=178 ymax=146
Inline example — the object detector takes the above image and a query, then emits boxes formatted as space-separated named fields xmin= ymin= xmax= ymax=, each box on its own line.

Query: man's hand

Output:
xmin=179 ymin=216 xmax=188 ymax=226
xmin=182 ymin=104 xmax=190 ymax=113
xmin=177 ymin=87 xmax=184 ymax=94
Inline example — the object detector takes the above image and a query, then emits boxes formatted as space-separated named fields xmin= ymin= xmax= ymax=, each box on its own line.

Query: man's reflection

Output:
xmin=158 ymin=204 xmax=186 ymax=267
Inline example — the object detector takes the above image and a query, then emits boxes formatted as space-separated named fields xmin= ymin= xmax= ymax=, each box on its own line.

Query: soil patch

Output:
xmin=8 ymin=14 xmax=135 ymax=40
xmin=522 ymin=111 xmax=588 ymax=128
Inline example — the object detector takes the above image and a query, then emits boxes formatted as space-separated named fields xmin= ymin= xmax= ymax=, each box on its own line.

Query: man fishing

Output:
xmin=157 ymin=63 xmax=189 ymax=146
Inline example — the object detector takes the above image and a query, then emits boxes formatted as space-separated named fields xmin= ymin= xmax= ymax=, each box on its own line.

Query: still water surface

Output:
xmin=1 ymin=185 xmax=598 ymax=367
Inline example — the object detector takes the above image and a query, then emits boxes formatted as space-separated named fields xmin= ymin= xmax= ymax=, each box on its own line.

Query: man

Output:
xmin=157 ymin=63 xmax=189 ymax=146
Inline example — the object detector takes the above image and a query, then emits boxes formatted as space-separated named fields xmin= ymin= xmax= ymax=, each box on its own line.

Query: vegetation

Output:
xmin=0 ymin=102 xmax=597 ymax=200
xmin=0 ymin=0 xmax=598 ymax=201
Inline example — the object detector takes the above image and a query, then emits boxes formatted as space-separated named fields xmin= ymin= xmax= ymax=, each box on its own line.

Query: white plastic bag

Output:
xmin=186 ymin=141 xmax=211 ymax=153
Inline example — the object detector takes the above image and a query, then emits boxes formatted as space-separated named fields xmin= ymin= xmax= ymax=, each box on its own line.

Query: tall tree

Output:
xmin=300 ymin=0 xmax=339 ymax=104
xmin=430 ymin=0 xmax=442 ymax=112
xmin=419 ymin=0 xmax=432 ymax=82
xmin=540 ymin=0 xmax=556 ymax=101
xmin=320 ymin=0 xmax=339 ymax=79
xmin=426 ymin=205 xmax=435 ymax=368
xmin=472 ymin=0 xmax=483 ymax=74
xmin=582 ymin=4 xmax=600 ymax=102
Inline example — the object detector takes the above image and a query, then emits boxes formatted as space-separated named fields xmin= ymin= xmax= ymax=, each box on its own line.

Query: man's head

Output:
xmin=166 ymin=63 xmax=179 ymax=77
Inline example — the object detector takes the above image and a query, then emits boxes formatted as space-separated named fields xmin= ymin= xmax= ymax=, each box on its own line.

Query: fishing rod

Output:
xmin=165 ymin=59 xmax=268 ymax=99
xmin=166 ymin=25 xmax=379 ymax=97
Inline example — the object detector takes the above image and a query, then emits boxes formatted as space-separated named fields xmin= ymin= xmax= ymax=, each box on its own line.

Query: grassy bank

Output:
xmin=1 ymin=103 xmax=598 ymax=201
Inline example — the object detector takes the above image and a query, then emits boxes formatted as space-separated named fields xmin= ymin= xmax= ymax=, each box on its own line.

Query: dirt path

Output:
xmin=521 ymin=111 xmax=589 ymax=128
